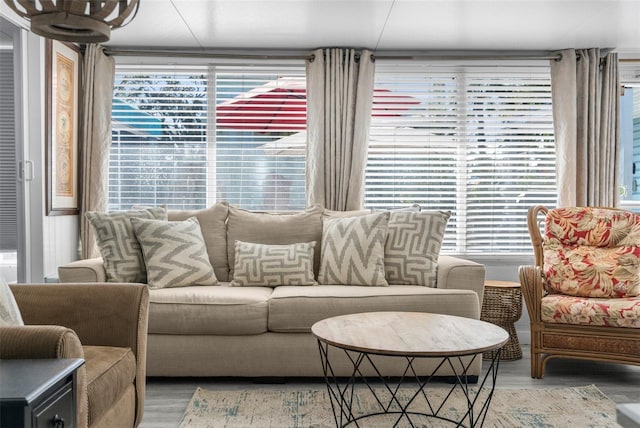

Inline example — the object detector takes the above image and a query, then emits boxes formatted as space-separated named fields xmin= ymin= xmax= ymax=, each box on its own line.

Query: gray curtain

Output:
xmin=305 ymin=48 xmax=375 ymax=211
xmin=550 ymin=48 xmax=620 ymax=207
xmin=80 ymin=45 xmax=115 ymax=258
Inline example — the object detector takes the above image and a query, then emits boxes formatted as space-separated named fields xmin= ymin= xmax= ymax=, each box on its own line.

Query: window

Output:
xmin=368 ymin=62 xmax=557 ymax=254
xmin=109 ymin=58 xmax=557 ymax=255
xmin=109 ymin=63 xmax=306 ymax=212
xmin=619 ymin=63 xmax=640 ymax=211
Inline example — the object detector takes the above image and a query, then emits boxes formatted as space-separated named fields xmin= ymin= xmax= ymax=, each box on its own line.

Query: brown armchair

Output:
xmin=520 ymin=205 xmax=640 ymax=379
xmin=0 ymin=283 xmax=149 ymax=428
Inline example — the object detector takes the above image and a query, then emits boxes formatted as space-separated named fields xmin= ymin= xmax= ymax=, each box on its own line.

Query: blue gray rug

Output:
xmin=179 ymin=384 xmax=617 ymax=427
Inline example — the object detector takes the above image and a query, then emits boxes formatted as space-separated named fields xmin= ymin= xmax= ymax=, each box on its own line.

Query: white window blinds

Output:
xmin=368 ymin=62 xmax=556 ymax=254
xmin=215 ymin=67 xmax=307 ymax=211
xmin=109 ymin=63 xmax=307 ymax=212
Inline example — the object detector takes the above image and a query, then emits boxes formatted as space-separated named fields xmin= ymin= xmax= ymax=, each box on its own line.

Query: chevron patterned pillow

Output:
xmin=231 ymin=241 xmax=318 ymax=287
xmin=131 ymin=217 xmax=217 ymax=289
xmin=319 ymin=212 xmax=390 ymax=286
xmin=385 ymin=211 xmax=451 ymax=286
xmin=86 ymin=206 xmax=167 ymax=283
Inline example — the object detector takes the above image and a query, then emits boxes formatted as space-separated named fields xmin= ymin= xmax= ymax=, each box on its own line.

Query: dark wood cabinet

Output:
xmin=0 ymin=359 xmax=84 ymax=428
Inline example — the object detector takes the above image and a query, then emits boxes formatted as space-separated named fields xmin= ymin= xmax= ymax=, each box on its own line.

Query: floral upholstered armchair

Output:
xmin=520 ymin=206 xmax=640 ymax=378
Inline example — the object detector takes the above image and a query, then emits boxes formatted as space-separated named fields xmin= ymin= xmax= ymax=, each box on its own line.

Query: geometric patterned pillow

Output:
xmin=131 ymin=217 xmax=218 ymax=289
xmin=86 ymin=206 xmax=167 ymax=283
xmin=230 ymin=241 xmax=317 ymax=287
xmin=385 ymin=210 xmax=450 ymax=286
xmin=318 ymin=212 xmax=389 ymax=286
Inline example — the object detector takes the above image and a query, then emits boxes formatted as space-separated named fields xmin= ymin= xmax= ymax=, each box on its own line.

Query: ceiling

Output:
xmin=97 ymin=0 xmax=640 ymax=55
xmin=1 ymin=1 xmax=640 ymax=55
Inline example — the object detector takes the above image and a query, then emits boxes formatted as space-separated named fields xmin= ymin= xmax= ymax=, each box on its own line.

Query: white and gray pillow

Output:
xmin=385 ymin=211 xmax=450 ymax=286
xmin=86 ymin=206 xmax=167 ymax=283
xmin=131 ymin=217 xmax=217 ymax=289
xmin=319 ymin=212 xmax=390 ymax=286
xmin=231 ymin=241 xmax=317 ymax=287
xmin=0 ymin=275 xmax=23 ymax=326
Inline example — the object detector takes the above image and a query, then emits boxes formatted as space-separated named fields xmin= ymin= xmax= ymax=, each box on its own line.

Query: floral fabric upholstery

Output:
xmin=541 ymin=294 xmax=640 ymax=328
xmin=543 ymin=207 xmax=640 ymax=298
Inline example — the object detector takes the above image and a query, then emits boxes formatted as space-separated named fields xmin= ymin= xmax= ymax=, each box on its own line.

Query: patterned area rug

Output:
xmin=178 ymin=384 xmax=618 ymax=427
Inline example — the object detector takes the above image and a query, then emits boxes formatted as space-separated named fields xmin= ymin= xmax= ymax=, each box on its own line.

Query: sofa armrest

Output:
xmin=58 ymin=257 xmax=107 ymax=283
xmin=10 ymin=283 xmax=149 ymax=427
xmin=437 ymin=255 xmax=486 ymax=309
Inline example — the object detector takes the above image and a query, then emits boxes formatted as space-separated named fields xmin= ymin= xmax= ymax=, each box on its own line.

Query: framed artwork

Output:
xmin=45 ymin=39 xmax=81 ymax=216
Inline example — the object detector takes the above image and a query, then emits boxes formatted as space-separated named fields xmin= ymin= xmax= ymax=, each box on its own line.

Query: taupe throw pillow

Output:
xmin=319 ymin=212 xmax=390 ymax=286
xmin=131 ymin=217 xmax=217 ymax=289
xmin=86 ymin=206 xmax=167 ymax=283
xmin=231 ymin=241 xmax=317 ymax=287
xmin=385 ymin=210 xmax=451 ymax=286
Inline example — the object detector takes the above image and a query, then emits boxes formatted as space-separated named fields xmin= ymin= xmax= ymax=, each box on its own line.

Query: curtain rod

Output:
xmin=102 ymin=47 xmax=562 ymax=62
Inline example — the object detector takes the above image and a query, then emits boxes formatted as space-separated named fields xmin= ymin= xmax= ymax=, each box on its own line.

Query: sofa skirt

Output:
xmin=146 ymin=332 xmax=482 ymax=378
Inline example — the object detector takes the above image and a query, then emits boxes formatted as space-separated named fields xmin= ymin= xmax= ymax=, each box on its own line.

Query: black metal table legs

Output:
xmin=318 ymin=341 xmax=502 ymax=428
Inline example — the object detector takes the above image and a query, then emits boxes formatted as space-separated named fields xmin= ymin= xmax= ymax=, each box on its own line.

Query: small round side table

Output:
xmin=481 ymin=280 xmax=523 ymax=360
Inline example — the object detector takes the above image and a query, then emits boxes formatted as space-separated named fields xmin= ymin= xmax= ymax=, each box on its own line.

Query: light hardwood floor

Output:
xmin=140 ymin=344 xmax=640 ymax=427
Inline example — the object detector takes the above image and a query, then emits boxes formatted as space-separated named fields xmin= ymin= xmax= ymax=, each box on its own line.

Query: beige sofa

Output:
xmin=58 ymin=203 xmax=486 ymax=378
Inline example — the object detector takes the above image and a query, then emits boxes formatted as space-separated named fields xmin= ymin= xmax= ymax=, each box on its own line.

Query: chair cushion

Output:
xmin=83 ymin=345 xmax=136 ymax=427
xmin=544 ymin=207 xmax=640 ymax=298
xmin=541 ymin=294 xmax=640 ymax=328
xmin=148 ymin=285 xmax=272 ymax=335
xmin=268 ymin=285 xmax=480 ymax=332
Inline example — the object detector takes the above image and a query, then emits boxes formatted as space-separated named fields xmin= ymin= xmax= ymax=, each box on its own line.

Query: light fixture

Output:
xmin=3 ymin=0 xmax=140 ymax=43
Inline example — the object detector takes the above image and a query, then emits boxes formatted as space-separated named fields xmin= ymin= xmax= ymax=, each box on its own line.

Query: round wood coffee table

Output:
xmin=312 ymin=312 xmax=509 ymax=428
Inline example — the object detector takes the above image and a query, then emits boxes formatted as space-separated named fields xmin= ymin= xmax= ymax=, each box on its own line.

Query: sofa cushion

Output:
xmin=86 ymin=206 xmax=167 ymax=283
xmin=268 ymin=285 xmax=480 ymax=332
xmin=148 ymin=285 xmax=272 ymax=335
xmin=385 ymin=210 xmax=450 ymax=287
xmin=541 ymin=294 xmax=640 ymax=328
xmin=83 ymin=345 xmax=136 ymax=427
xmin=168 ymin=202 xmax=230 ymax=282
xmin=227 ymin=205 xmax=323 ymax=279
xmin=132 ymin=217 xmax=217 ymax=289
xmin=231 ymin=241 xmax=318 ymax=287
xmin=544 ymin=207 xmax=640 ymax=298
xmin=318 ymin=212 xmax=389 ymax=286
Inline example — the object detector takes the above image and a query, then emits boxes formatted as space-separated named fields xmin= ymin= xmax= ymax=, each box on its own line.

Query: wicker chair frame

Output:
xmin=519 ymin=205 xmax=640 ymax=379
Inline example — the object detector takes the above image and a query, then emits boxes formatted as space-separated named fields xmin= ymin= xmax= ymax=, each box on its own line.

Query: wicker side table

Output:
xmin=481 ymin=280 xmax=523 ymax=360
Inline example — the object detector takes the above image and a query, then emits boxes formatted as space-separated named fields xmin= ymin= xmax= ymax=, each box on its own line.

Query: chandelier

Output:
xmin=3 ymin=0 xmax=140 ymax=43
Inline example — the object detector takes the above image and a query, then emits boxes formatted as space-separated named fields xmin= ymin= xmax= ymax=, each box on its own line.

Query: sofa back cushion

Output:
xmin=543 ymin=207 xmax=640 ymax=298
xmin=226 ymin=205 xmax=324 ymax=279
xmin=168 ymin=202 xmax=230 ymax=281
